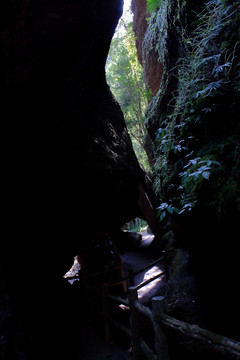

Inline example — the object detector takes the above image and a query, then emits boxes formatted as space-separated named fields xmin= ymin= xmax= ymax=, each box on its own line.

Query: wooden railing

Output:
xmin=102 ymin=278 xmax=239 ymax=360
xmin=102 ymin=285 xmax=240 ymax=360
xmin=127 ymin=286 xmax=240 ymax=360
xmin=66 ymin=252 xmax=168 ymax=285
xmin=81 ymin=252 xmax=240 ymax=360
xmin=87 ymin=254 xmax=166 ymax=343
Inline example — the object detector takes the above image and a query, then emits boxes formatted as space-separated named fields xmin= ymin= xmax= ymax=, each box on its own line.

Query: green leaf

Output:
xmin=188 ymin=171 xmax=200 ymax=178
xmin=146 ymin=0 xmax=163 ymax=14
xmin=178 ymin=203 xmax=193 ymax=214
xmin=167 ymin=206 xmax=174 ymax=214
xmin=160 ymin=211 xmax=167 ymax=221
xmin=157 ymin=203 xmax=168 ymax=210
xmin=202 ymin=171 xmax=210 ymax=180
xmin=198 ymin=166 xmax=211 ymax=172
xmin=212 ymin=161 xmax=221 ymax=166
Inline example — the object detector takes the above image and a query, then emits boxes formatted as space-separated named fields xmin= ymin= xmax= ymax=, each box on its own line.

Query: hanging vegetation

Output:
xmin=146 ymin=0 xmax=163 ymax=14
xmin=144 ymin=0 xmax=240 ymax=220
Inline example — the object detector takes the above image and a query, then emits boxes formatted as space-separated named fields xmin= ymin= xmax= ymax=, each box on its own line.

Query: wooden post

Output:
xmin=102 ymin=284 xmax=111 ymax=343
xmin=118 ymin=255 xmax=127 ymax=293
xmin=152 ymin=296 xmax=169 ymax=360
xmin=129 ymin=268 xmax=135 ymax=287
xmin=162 ymin=251 xmax=169 ymax=281
xmin=128 ymin=286 xmax=142 ymax=360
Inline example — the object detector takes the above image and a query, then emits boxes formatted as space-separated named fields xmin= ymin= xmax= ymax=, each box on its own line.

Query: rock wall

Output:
xmin=132 ymin=0 xmax=240 ymax=354
xmin=132 ymin=0 xmax=163 ymax=96
xmin=131 ymin=0 xmax=147 ymax=66
xmin=2 ymin=0 xmax=143 ymax=253
xmin=1 ymin=0 xmax=147 ymax=358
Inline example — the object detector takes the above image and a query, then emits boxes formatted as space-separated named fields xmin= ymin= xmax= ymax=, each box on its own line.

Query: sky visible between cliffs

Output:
xmin=124 ymin=0 xmax=131 ymax=13
xmin=113 ymin=0 xmax=133 ymax=38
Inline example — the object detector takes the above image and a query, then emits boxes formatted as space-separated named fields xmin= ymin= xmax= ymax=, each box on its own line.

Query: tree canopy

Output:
xmin=106 ymin=12 xmax=151 ymax=172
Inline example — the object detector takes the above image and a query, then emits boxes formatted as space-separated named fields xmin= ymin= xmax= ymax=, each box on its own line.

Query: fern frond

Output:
xmin=146 ymin=0 xmax=163 ymax=14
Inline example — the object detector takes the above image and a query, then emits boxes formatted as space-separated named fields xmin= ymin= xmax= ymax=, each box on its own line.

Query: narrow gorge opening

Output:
xmin=2 ymin=0 xmax=239 ymax=358
xmin=106 ymin=0 xmax=152 ymax=173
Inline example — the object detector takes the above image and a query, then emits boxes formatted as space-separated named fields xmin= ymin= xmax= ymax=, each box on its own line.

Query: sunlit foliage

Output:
xmin=106 ymin=13 xmax=151 ymax=172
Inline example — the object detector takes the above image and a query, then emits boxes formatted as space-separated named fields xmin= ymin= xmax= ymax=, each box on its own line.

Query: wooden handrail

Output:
xmin=107 ymin=255 xmax=165 ymax=288
xmin=65 ymin=254 xmax=167 ymax=301
xmin=135 ymin=300 xmax=153 ymax=322
xmin=83 ymin=254 xmax=240 ymax=360
xmin=159 ymin=313 xmax=240 ymax=359
xmin=128 ymin=286 xmax=240 ymax=360
xmin=87 ymin=270 xmax=240 ymax=360
xmin=107 ymin=293 xmax=129 ymax=307
xmin=136 ymin=271 xmax=165 ymax=290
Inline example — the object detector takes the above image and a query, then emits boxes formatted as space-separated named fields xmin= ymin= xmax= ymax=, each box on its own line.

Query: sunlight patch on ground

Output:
xmin=137 ymin=266 xmax=164 ymax=300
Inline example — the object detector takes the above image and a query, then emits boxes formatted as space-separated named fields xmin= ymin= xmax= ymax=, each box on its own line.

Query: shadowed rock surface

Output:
xmin=131 ymin=1 xmax=240 ymax=358
xmin=1 ymin=0 xmax=148 ymax=358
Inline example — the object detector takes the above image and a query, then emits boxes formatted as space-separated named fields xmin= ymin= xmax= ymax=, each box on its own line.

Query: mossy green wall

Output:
xmin=144 ymin=0 xmax=240 ymax=224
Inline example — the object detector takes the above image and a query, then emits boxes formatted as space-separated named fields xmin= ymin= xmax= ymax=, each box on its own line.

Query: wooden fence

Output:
xmin=127 ymin=286 xmax=240 ymax=360
xmin=75 ymin=251 xmax=240 ymax=360
xmin=99 ymin=258 xmax=240 ymax=360
xmin=84 ymin=255 xmax=166 ymax=343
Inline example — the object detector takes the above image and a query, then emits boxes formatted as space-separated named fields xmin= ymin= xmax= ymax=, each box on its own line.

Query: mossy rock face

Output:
xmin=142 ymin=0 xmax=240 ymax=224
xmin=133 ymin=0 xmax=240 ymax=345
